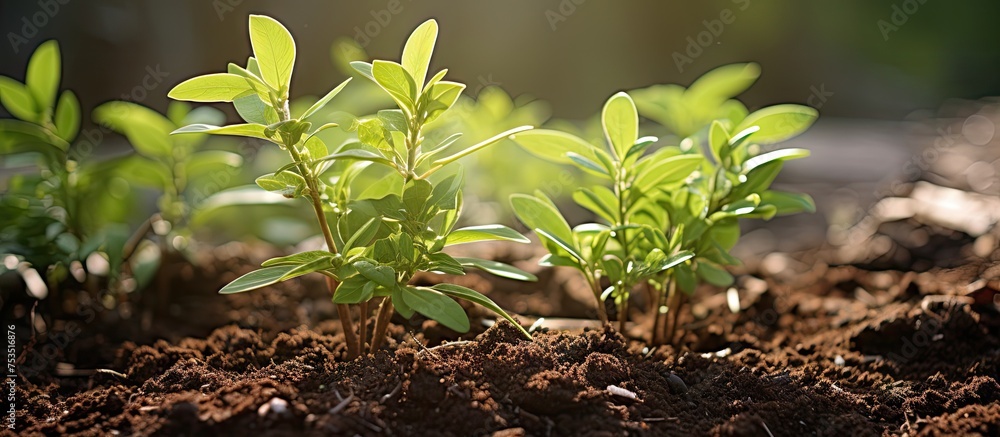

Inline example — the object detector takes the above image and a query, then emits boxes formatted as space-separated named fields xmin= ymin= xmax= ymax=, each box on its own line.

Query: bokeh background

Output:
xmin=2 ymin=0 xmax=999 ymax=250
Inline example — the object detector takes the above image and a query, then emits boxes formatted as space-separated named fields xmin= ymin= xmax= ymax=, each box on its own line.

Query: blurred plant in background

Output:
xmin=0 ymin=41 xmax=131 ymax=307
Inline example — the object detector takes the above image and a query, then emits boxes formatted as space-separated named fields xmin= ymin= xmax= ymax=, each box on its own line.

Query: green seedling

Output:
xmin=511 ymin=72 xmax=817 ymax=342
xmin=509 ymin=92 xmax=696 ymax=331
xmin=630 ymin=66 xmax=818 ymax=344
xmin=169 ymin=16 xmax=534 ymax=359
xmin=0 ymin=41 xmax=129 ymax=295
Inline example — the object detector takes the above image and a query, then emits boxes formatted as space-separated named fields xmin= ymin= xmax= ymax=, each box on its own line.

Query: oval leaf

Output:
xmin=602 ymin=91 xmax=638 ymax=159
xmin=249 ymin=15 xmax=296 ymax=94
xmin=432 ymin=283 xmax=531 ymax=339
xmin=445 ymin=224 xmax=530 ymax=247
xmin=454 ymin=257 xmax=537 ymax=282
xmin=734 ymin=104 xmax=817 ymax=144
xmin=220 ymin=265 xmax=298 ymax=294
xmin=404 ymin=286 xmax=470 ymax=332
xmin=169 ymin=73 xmax=254 ymax=102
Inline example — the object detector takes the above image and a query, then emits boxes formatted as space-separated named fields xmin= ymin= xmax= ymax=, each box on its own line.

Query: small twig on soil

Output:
xmin=329 ymin=393 xmax=355 ymax=415
xmin=761 ymin=421 xmax=775 ymax=437
xmin=418 ymin=340 xmax=472 ymax=357
xmin=408 ymin=331 xmax=438 ymax=359
xmin=642 ymin=417 xmax=680 ymax=423
xmin=380 ymin=381 xmax=402 ymax=404
xmin=62 ymin=368 xmax=129 ymax=380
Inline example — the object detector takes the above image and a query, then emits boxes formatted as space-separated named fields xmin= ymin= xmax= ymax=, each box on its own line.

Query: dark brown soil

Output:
xmin=4 ymin=237 xmax=1000 ymax=436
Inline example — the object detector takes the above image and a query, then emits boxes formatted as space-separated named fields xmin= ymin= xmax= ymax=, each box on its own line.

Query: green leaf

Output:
xmin=454 ymin=257 xmax=537 ymax=282
xmin=427 ymin=173 xmax=463 ymax=210
xmin=168 ymin=73 xmax=254 ymax=102
xmin=510 ymin=193 xmax=573 ymax=244
xmin=650 ymin=251 xmax=694 ymax=273
xmin=279 ymin=256 xmax=336 ymax=281
xmin=111 ymin=155 xmax=171 ymax=189
xmin=301 ymin=77 xmax=352 ymax=120
xmin=509 ymin=129 xmax=597 ymax=164
xmin=433 ymin=283 xmax=531 ymax=339
xmin=535 ymin=228 xmax=585 ymax=263
xmin=730 ymin=161 xmax=783 ymax=200
xmin=423 ymin=80 xmax=465 ymax=123
xmin=334 ymin=276 xmax=376 ymax=304
xmin=566 ymin=152 xmax=611 ymax=179
xmin=445 ymin=224 xmax=530 ymax=246
xmin=248 ymin=15 xmax=296 ymax=94
xmin=675 ymin=262 xmax=697 ymax=294
xmin=312 ymin=148 xmax=393 ymax=167
xmin=26 ymin=40 xmax=60 ymax=112
xmin=233 ymin=91 xmax=274 ymax=125
xmin=255 ymin=171 xmax=305 ymax=197
xmin=93 ymin=101 xmax=174 ymax=158
xmin=734 ymin=104 xmax=817 ymax=144
xmin=343 ymin=217 xmax=380 ymax=253
xmin=602 ymin=91 xmax=638 ymax=159
xmin=572 ymin=188 xmax=617 ymax=224
xmin=696 ymin=261 xmax=734 ymax=287
xmin=172 ymin=123 xmax=273 ymax=142
xmin=354 ymin=260 xmax=396 ymax=288
xmin=633 ymin=154 xmax=703 ymax=192
xmin=0 ymin=119 xmax=62 ymax=155
xmin=262 ymin=250 xmax=335 ymax=267
xmin=0 ymin=76 xmax=39 ymax=121
xmin=227 ymin=62 xmax=269 ymax=91
xmin=404 ymin=286 xmax=470 ymax=332
xmin=393 ymin=286 xmax=415 ymax=318
xmin=350 ymin=61 xmax=374 ymax=81
xmin=220 ymin=265 xmax=298 ymax=294
xmin=708 ymin=120 xmax=729 ymax=164
xmin=377 ymin=109 xmax=408 ymax=133
xmin=686 ymin=62 xmax=760 ymax=106
xmin=186 ymin=150 xmax=243 ymax=176
xmin=760 ymin=190 xmax=816 ymax=215
xmin=402 ymin=19 xmax=438 ymax=90
xmin=743 ymin=148 xmax=810 ymax=172
xmin=53 ymin=90 xmax=80 ymax=142
xmin=372 ymin=60 xmax=417 ymax=110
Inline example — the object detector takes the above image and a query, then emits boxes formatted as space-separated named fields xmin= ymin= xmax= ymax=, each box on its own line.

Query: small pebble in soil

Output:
xmin=666 ymin=373 xmax=688 ymax=394
xmin=258 ymin=397 xmax=289 ymax=417
xmin=835 ymin=355 xmax=846 ymax=366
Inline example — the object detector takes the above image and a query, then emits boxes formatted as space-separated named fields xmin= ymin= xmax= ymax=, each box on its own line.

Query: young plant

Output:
xmin=648 ymin=104 xmax=818 ymax=345
xmin=0 ymin=41 xmax=129 ymax=295
xmin=333 ymin=18 xmax=536 ymax=348
xmin=509 ymin=92 xmax=696 ymax=331
xmin=168 ymin=16 xmax=534 ymax=359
